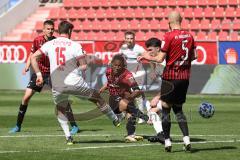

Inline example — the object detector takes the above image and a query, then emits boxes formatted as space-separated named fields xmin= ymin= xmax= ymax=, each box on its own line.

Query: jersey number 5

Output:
xmin=179 ymin=39 xmax=189 ymax=66
xmin=55 ymin=47 xmax=66 ymax=65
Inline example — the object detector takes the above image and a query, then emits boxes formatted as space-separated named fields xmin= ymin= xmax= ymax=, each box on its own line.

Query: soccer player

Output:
xmin=99 ymin=54 xmax=149 ymax=142
xmin=30 ymin=20 xmax=120 ymax=144
xmin=9 ymin=20 xmax=80 ymax=135
xmin=119 ymin=31 xmax=150 ymax=124
xmin=138 ymin=11 xmax=197 ymax=152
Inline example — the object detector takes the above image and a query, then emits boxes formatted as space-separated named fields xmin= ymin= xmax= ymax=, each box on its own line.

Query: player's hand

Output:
xmin=22 ymin=68 xmax=29 ymax=75
xmin=137 ymin=56 xmax=144 ymax=62
xmin=124 ymin=92 xmax=134 ymax=102
xmin=150 ymin=96 xmax=160 ymax=108
xmin=36 ymin=76 xmax=43 ymax=86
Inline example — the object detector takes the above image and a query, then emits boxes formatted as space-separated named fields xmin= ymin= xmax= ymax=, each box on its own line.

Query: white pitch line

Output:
xmin=0 ymin=134 xmax=239 ymax=138
xmin=0 ymin=139 xmax=239 ymax=154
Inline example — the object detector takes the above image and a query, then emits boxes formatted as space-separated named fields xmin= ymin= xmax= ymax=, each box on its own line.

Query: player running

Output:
xmin=119 ymin=31 xmax=151 ymax=124
xmin=99 ymin=54 xmax=149 ymax=142
xmin=30 ymin=20 xmax=120 ymax=145
xmin=9 ymin=20 xmax=80 ymax=135
xmin=138 ymin=11 xmax=197 ymax=152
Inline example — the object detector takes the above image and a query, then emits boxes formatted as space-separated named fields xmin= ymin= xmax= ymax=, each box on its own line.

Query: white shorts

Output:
xmin=52 ymin=75 xmax=94 ymax=105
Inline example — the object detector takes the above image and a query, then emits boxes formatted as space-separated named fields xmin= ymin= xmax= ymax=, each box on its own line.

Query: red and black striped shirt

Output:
xmin=161 ymin=29 xmax=195 ymax=80
xmin=106 ymin=68 xmax=138 ymax=97
xmin=31 ymin=35 xmax=55 ymax=75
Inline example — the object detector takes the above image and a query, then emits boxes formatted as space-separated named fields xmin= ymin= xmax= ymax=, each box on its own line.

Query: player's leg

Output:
xmin=88 ymin=90 xmax=120 ymax=126
xmin=161 ymin=101 xmax=172 ymax=151
xmin=53 ymin=90 xmax=73 ymax=145
xmin=9 ymin=73 xmax=39 ymax=133
xmin=172 ymin=104 xmax=190 ymax=151
xmin=65 ymin=102 xmax=80 ymax=135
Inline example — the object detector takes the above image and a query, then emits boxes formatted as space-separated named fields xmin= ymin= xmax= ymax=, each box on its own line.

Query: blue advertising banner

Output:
xmin=219 ymin=41 xmax=240 ymax=64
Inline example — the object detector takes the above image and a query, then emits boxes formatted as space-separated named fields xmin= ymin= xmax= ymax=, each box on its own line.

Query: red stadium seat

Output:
xmin=135 ymin=31 xmax=145 ymax=40
xmin=214 ymin=7 xmax=225 ymax=18
xmin=177 ymin=0 xmax=188 ymax=7
xmin=181 ymin=19 xmax=189 ymax=30
xmin=193 ymin=7 xmax=203 ymax=18
xmin=204 ymin=7 xmax=214 ymax=18
xmin=235 ymin=8 xmax=240 ymax=18
xmin=196 ymin=31 xmax=206 ymax=40
xmin=35 ymin=21 xmax=42 ymax=30
xmin=207 ymin=31 xmax=217 ymax=40
xmin=63 ymin=0 xmax=73 ymax=8
xmin=229 ymin=31 xmax=239 ymax=41
xmin=221 ymin=19 xmax=232 ymax=31
xmin=72 ymin=0 xmax=83 ymax=7
xmin=154 ymin=7 xmax=163 ymax=18
xmin=218 ymin=31 xmax=228 ymax=40
xmin=211 ymin=19 xmax=221 ymax=30
xmin=145 ymin=32 xmax=155 ymax=39
xmin=85 ymin=8 xmax=96 ymax=18
xmin=228 ymin=0 xmax=238 ymax=6
xmin=200 ymin=19 xmax=210 ymax=30
xmin=139 ymin=19 xmax=150 ymax=30
xmin=95 ymin=8 xmax=106 ymax=19
xmin=49 ymin=8 xmax=59 ymax=19
xmin=124 ymin=7 xmax=135 ymax=18
xmin=129 ymin=19 xmax=139 ymax=30
xmin=154 ymin=31 xmax=164 ymax=39
xmin=232 ymin=19 xmax=240 ymax=30
xmin=144 ymin=7 xmax=154 ymax=18
xmin=21 ymin=33 xmax=32 ymax=41
xmin=159 ymin=19 xmax=168 ymax=30
xmin=167 ymin=0 xmax=177 ymax=6
xmin=218 ymin=0 xmax=228 ymax=6
xmin=183 ymin=8 xmax=193 ymax=18
xmin=67 ymin=8 xmax=79 ymax=19
xmin=134 ymin=7 xmax=144 ymax=18
xmin=72 ymin=20 xmax=82 ymax=31
xmin=149 ymin=19 xmax=160 ymax=30
xmin=115 ymin=31 xmax=124 ymax=41
xmin=190 ymin=19 xmax=200 ymax=30
xmin=71 ymin=31 xmax=79 ymax=40
xmin=225 ymin=7 xmax=235 ymax=18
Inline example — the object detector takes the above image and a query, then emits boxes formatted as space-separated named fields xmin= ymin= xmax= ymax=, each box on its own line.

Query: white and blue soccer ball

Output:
xmin=198 ymin=102 xmax=215 ymax=118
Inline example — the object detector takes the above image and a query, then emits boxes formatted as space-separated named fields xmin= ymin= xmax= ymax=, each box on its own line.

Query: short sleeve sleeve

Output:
xmin=161 ymin=33 xmax=171 ymax=53
xmin=39 ymin=42 xmax=50 ymax=56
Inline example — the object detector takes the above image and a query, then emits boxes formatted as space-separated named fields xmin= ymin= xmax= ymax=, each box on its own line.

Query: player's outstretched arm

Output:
xmin=22 ymin=52 xmax=33 ymax=75
xmin=99 ymin=83 xmax=108 ymax=94
xmin=138 ymin=51 xmax=166 ymax=63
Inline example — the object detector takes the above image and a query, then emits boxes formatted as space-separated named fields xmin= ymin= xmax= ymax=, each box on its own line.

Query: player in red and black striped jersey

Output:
xmin=138 ymin=11 xmax=197 ymax=152
xmin=99 ymin=54 xmax=149 ymax=142
xmin=9 ymin=20 xmax=79 ymax=134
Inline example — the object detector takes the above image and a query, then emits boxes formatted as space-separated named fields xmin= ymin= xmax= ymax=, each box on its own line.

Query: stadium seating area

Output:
xmin=4 ymin=0 xmax=240 ymax=41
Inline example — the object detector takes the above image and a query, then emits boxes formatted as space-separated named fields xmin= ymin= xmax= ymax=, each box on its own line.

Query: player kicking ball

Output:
xmin=30 ymin=20 xmax=120 ymax=145
xmin=99 ymin=54 xmax=149 ymax=142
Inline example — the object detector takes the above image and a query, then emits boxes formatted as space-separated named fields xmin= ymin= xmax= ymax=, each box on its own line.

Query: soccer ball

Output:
xmin=198 ymin=102 xmax=215 ymax=118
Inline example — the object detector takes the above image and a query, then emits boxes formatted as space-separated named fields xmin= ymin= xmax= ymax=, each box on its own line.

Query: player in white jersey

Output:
xmin=119 ymin=31 xmax=151 ymax=124
xmin=30 ymin=21 xmax=120 ymax=145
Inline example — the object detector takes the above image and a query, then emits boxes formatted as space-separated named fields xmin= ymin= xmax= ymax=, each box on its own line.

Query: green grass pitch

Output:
xmin=0 ymin=90 xmax=240 ymax=160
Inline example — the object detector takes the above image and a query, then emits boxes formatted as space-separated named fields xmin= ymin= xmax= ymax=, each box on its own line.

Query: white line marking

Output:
xmin=0 ymin=134 xmax=239 ymax=138
xmin=0 ymin=140 xmax=239 ymax=154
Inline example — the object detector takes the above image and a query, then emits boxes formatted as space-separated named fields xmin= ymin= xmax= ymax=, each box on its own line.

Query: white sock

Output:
xmin=183 ymin=136 xmax=190 ymax=145
xmin=135 ymin=96 xmax=144 ymax=112
xmin=165 ymin=138 xmax=171 ymax=147
xmin=157 ymin=101 xmax=162 ymax=110
xmin=101 ymin=104 xmax=118 ymax=121
xmin=57 ymin=114 xmax=71 ymax=139
xmin=149 ymin=112 xmax=163 ymax=134
xmin=145 ymin=100 xmax=151 ymax=112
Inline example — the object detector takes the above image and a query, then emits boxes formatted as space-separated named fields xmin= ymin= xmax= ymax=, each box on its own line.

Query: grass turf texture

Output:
xmin=0 ymin=90 xmax=240 ymax=160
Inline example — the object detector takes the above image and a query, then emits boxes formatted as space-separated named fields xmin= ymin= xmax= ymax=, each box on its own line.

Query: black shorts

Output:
xmin=109 ymin=96 xmax=122 ymax=114
xmin=160 ymin=79 xmax=189 ymax=104
xmin=27 ymin=73 xmax=51 ymax=92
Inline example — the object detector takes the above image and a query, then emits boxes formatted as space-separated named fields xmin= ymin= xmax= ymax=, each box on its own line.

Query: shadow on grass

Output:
xmin=74 ymin=139 xmax=125 ymax=144
xmin=173 ymin=146 xmax=237 ymax=153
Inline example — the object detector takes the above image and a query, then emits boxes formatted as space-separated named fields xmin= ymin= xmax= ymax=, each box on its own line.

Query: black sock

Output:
xmin=172 ymin=105 xmax=189 ymax=137
xmin=126 ymin=116 xmax=136 ymax=136
xmin=161 ymin=107 xmax=171 ymax=139
xmin=126 ymin=104 xmax=149 ymax=121
xmin=16 ymin=104 xmax=28 ymax=127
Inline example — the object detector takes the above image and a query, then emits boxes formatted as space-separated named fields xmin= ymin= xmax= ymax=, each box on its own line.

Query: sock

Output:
xmin=144 ymin=100 xmax=151 ymax=112
xmin=149 ymin=112 xmax=163 ymax=134
xmin=126 ymin=116 xmax=136 ymax=136
xmin=157 ymin=101 xmax=162 ymax=110
xmin=165 ymin=138 xmax=172 ymax=147
xmin=172 ymin=105 xmax=189 ymax=137
xmin=126 ymin=104 xmax=149 ymax=121
xmin=183 ymin=136 xmax=190 ymax=145
xmin=99 ymin=103 xmax=118 ymax=121
xmin=161 ymin=107 xmax=171 ymax=139
xmin=57 ymin=114 xmax=71 ymax=139
xmin=16 ymin=104 xmax=28 ymax=127
xmin=135 ymin=96 xmax=144 ymax=112
xmin=65 ymin=103 xmax=77 ymax=127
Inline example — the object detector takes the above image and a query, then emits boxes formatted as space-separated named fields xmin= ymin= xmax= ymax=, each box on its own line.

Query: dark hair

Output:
xmin=124 ymin=31 xmax=135 ymax=37
xmin=111 ymin=54 xmax=126 ymax=67
xmin=43 ymin=19 xmax=54 ymax=26
xmin=58 ymin=20 xmax=74 ymax=34
xmin=145 ymin=37 xmax=161 ymax=48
